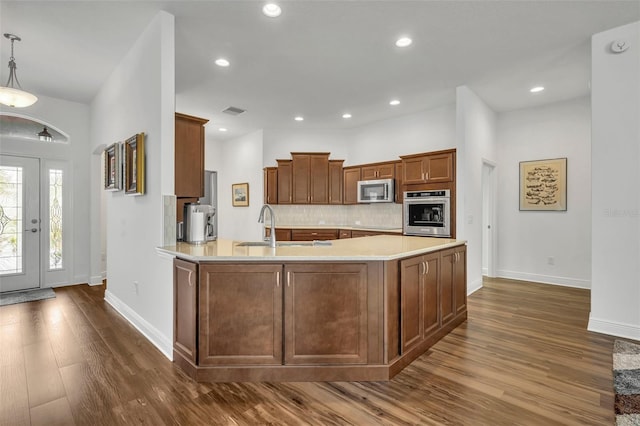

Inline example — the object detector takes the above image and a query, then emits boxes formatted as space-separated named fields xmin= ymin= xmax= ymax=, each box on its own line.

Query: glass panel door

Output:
xmin=0 ymin=155 xmax=40 ymax=292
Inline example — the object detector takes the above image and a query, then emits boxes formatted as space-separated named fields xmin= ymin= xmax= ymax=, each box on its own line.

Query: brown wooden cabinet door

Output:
xmin=309 ymin=154 xmax=329 ymax=204
xmin=402 ymin=157 xmax=426 ymax=184
xmin=284 ymin=263 xmax=368 ymax=365
xmin=400 ymin=256 xmax=423 ymax=353
xmin=343 ymin=167 xmax=361 ymax=205
xmin=198 ymin=264 xmax=283 ymax=365
xmin=351 ymin=230 xmax=382 ymax=238
xmin=425 ymin=153 xmax=453 ymax=183
xmin=292 ymin=154 xmax=311 ymax=203
xmin=440 ymin=249 xmax=456 ymax=325
xmin=174 ymin=259 xmax=198 ymax=364
xmin=454 ymin=246 xmax=467 ymax=315
xmin=328 ymin=160 xmax=344 ymax=204
xmin=265 ymin=228 xmax=292 ymax=241
xmin=277 ymin=160 xmax=292 ymax=204
xmin=175 ymin=113 xmax=208 ymax=198
xmin=422 ymin=252 xmax=440 ymax=337
xmin=264 ymin=167 xmax=278 ymax=204
xmin=360 ymin=166 xmax=379 ymax=181
xmin=376 ymin=163 xmax=396 ymax=179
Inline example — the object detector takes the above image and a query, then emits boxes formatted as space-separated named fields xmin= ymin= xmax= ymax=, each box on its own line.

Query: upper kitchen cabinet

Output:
xmin=401 ymin=149 xmax=455 ymax=185
xmin=276 ymin=160 xmax=292 ymax=204
xmin=175 ymin=113 xmax=209 ymax=198
xmin=264 ymin=167 xmax=278 ymax=204
xmin=329 ymin=160 xmax=344 ymax=205
xmin=360 ymin=161 xmax=397 ymax=181
xmin=292 ymin=153 xmax=330 ymax=204
xmin=343 ymin=166 xmax=361 ymax=205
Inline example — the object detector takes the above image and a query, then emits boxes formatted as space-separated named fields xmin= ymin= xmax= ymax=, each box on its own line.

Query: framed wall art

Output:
xmin=519 ymin=157 xmax=567 ymax=211
xmin=124 ymin=133 xmax=145 ymax=195
xmin=232 ymin=182 xmax=249 ymax=207
xmin=104 ymin=142 xmax=122 ymax=191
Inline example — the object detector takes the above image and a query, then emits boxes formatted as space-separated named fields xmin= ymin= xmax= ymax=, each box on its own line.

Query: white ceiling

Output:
xmin=1 ymin=1 xmax=638 ymax=141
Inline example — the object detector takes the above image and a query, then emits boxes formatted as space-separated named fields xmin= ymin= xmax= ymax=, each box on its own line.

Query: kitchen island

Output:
xmin=157 ymin=235 xmax=467 ymax=382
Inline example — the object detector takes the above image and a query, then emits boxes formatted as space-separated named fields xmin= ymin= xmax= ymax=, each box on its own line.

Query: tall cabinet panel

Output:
xmin=328 ymin=160 xmax=344 ymax=204
xmin=343 ymin=167 xmax=361 ymax=205
xmin=174 ymin=259 xmax=198 ymax=364
xmin=264 ymin=167 xmax=278 ymax=204
xmin=292 ymin=153 xmax=329 ymax=204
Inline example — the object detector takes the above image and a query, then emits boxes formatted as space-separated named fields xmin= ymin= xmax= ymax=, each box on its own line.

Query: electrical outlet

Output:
xmin=547 ymin=257 xmax=555 ymax=266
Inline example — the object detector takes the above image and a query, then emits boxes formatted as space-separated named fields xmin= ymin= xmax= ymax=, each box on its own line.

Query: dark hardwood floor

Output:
xmin=0 ymin=277 xmax=623 ymax=425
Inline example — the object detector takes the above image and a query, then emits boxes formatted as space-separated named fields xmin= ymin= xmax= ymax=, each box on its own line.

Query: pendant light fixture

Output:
xmin=0 ymin=33 xmax=38 ymax=108
xmin=38 ymin=126 xmax=53 ymax=142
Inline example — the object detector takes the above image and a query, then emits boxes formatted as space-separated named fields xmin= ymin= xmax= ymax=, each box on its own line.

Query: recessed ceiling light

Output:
xmin=218 ymin=128 xmax=228 ymax=132
xmin=395 ymin=37 xmax=412 ymax=48
xmin=389 ymin=99 xmax=400 ymax=106
xmin=530 ymin=86 xmax=545 ymax=93
xmin=215 ymin=58 xmax=230 ymax=67
xmin=294 ymin=116 xmax=304 ymax=121
xmin=263 ymin=3 xmax=282 ymax=17
xmin=342 ymin=113 xmax=352 ymax=119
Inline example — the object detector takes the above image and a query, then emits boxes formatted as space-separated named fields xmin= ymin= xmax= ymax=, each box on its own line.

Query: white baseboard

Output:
xmin=497 ymin=269 xmax=590 ymax=289
xmin=104 ymin=290 xmax=173 ymax=361
xmin=468 ymin=277 xmax=483 ymax=295
xmin=588 ymin=316 xmax=640 ymax=341
xmin=89 ymin=273 xmax=105 ymax=286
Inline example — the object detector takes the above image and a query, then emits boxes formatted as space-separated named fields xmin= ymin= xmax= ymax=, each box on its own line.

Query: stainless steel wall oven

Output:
xmin=403 ymin=190 xmax=451 ymax=237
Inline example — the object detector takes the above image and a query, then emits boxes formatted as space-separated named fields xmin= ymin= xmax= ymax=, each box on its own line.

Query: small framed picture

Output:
xmin=232 ymin=182 xmax=249 ymax=207
xmin=519 ymin=157 xmax=567 ymax=211
xmin=104 ymin=142 xmax=122 ymax=191
xmin=124 ymin=133 xmax=145 ymax=195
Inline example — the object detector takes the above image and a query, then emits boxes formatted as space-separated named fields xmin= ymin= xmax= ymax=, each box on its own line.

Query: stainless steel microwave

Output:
xmin=357 ymin=178 xmax=395 ymax=203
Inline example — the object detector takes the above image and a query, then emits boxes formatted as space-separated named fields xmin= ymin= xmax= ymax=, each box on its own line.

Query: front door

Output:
xmin=0 ymin=155 xmax=40 ymax=292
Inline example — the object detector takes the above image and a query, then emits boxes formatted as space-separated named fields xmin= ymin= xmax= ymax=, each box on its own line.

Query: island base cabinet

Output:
xmin=198 ymin=264 xmax=283 ymax=365
xmin=284 ymin=263 xmax=369 ymax=365
xmin=440 ymin=246 xmax=467 ymax=325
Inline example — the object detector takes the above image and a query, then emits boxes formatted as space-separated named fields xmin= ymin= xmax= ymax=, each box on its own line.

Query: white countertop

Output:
xmin=157 ymin=235 xmax=465 ymax=262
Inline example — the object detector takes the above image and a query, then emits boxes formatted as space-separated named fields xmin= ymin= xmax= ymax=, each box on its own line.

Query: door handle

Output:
xmin=25 ymin=228 xmax=38 ymax=233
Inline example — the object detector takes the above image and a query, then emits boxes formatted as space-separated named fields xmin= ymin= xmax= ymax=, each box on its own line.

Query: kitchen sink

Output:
xmin=236 ymin=241 xmax=332 ymax=247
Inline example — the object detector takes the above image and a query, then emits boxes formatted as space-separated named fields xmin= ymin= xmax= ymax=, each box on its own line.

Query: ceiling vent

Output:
xmin=222 ymin=106 xmax=246 ymax=116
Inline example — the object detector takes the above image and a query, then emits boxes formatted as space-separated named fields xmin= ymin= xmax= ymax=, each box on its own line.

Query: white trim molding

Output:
xmin=588 ymin=315 xmax=640 ymax=341
xmin=468 ymin=277 xmax=483 ymax=295
xmin=104 ymin=290 xmax=173 ymax=361
xmin=497 ymin=269 xmax=590 ymax=289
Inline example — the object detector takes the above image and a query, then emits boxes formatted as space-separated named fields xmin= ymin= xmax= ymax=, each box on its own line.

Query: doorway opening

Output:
xmin=481 ymin=160 xmax=497 ymax=278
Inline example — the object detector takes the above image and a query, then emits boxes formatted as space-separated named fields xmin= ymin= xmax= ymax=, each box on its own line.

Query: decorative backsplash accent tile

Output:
xmin=271 ymin=204 xmax=402 ymax=228
xmin=163 ymin=195 xmax=177 ymax=246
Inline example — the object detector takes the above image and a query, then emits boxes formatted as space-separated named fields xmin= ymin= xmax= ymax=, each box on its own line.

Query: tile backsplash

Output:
xmin=271 ymin=204 xmax=402 ymax=228
xmin=163 ymin=195 xmax=177 ymax=246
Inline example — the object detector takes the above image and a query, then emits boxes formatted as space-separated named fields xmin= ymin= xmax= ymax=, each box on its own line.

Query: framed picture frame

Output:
xmin=519 ymin=157 xmax=567 ymax=211
xmin=232 ymin=182 xmax=249 ymax=207
xmin=104 ymin=142 xmax=122 ymax=191
xmin=124 ymin=133 xmax=145 ymax=195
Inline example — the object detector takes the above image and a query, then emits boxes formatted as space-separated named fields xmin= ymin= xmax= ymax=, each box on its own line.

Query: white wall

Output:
xmin=347 ymin=105 xmax=456 ymax=165
xmin=90 ymin=11 xmax=176 ymax=358
xmin=217 ymin=130 xmax=265 ymax=241
xmin=496 ymin=97 xmax=592 ymax=288
xmin=589 ymin=21 xmax=640 ymax=339
xmin=0 ymin=95 xmax=91 ymax=286
xmin=455 ymin=86 xmax=497 ymax=294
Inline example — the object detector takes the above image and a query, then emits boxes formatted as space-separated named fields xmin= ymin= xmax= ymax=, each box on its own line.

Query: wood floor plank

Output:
xmin=0 ymin=278 xmax=625 ymax=425
xmin=29 ymin=397 xmax=75 ymax=426
xmin=22 ymin=340 xmax=66 ymax=409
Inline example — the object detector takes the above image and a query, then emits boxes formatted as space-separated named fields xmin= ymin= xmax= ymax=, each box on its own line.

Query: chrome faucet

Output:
xmin=258 ymin=204 xmax=276 ymax=248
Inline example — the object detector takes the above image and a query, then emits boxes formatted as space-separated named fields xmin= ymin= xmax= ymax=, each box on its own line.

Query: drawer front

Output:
xmin=291 ymin=229 xmax=338 ymax=241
